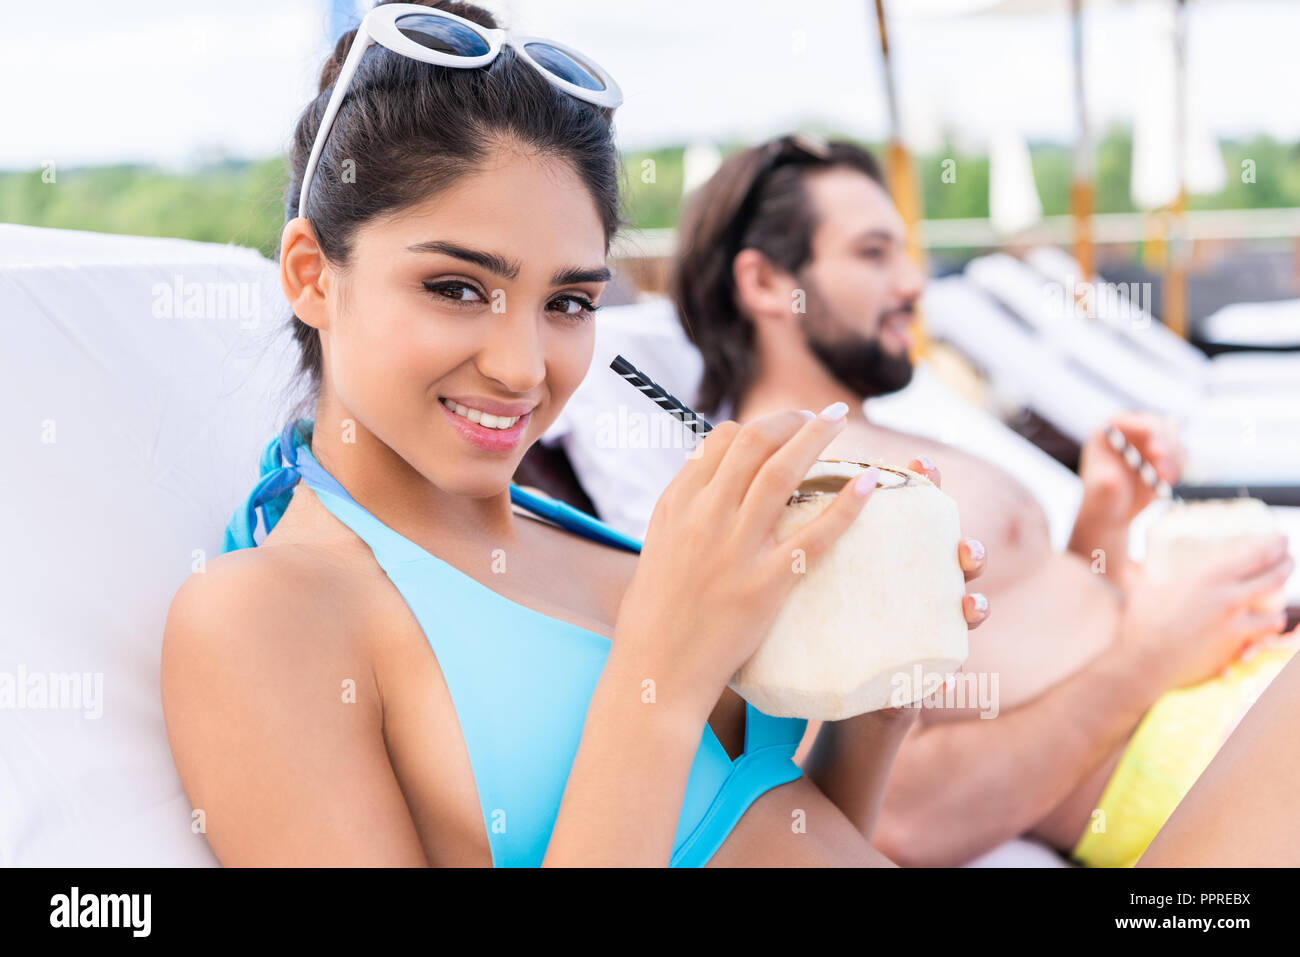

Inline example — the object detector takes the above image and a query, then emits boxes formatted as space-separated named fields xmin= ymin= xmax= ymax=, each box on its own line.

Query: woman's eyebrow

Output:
xmin=406 ymin=240 xmax=521 ymax=280
xmin=552 ymin=265 xmax=612 ymax=286
xmin=404 ymin=241 xmax=608 ymax=287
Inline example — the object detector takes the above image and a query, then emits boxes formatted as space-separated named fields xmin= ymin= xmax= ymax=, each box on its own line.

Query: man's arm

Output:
xmin=870 ymin=644 xmax=1162 ymax=867
xmin=798 ymin=709 xmax=921 ymax=844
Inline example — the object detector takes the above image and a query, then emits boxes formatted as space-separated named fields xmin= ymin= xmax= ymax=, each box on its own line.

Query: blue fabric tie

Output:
xmin=222 ymin=420 xmax=312 ymax=553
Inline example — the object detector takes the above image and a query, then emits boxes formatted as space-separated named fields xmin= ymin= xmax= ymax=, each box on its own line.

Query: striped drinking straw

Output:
xmin=610 ymin=354 xmax=714 ymax=438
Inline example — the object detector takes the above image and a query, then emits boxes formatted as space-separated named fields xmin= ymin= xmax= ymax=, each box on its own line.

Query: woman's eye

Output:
xmin=423 ymin=280 xmax=484 ymax=303
xmin=858 ymin=247 xmax=887 ymax=261
xmin=548 ymin=294 xmax=598 ymax=319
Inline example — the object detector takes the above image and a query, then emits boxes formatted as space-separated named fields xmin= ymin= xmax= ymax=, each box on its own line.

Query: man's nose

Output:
xmin=896 ymin=255 xmax=926 ymax=302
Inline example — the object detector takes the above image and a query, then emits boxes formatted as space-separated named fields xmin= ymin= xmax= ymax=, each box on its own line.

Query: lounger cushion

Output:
xmin=0 ymin=224 xmax=298 ymax=865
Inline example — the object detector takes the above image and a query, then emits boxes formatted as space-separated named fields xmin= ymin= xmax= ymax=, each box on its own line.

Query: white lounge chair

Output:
xmin=0 ymin=224 xmax=300 ymax=865
xmin=939 ymin=253 xmax=1300 ymax=486
xmin=1023 ymin=245 xmax=1300 ymax=394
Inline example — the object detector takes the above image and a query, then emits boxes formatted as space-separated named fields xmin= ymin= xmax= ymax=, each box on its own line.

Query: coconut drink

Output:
xmin=730 ymin=459 xmax=970 ymax=720
xmin=1145 ymin=498 xmax=1285 ymax=614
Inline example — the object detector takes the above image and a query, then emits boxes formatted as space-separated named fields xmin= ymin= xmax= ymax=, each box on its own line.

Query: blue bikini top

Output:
xmin=223 ymin=419 xmax=808 ymax=866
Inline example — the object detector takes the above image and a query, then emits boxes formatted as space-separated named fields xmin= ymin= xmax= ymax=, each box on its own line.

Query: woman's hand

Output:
xmin=910 ymin=455 xmax=988 ymax=634
xmin=614 ymin=403 xmax=880 ymax=722
xmin=870 ymin=456 xmax=989 ymax=725
xmin=801 ymin=455 xmax=988 ymax=842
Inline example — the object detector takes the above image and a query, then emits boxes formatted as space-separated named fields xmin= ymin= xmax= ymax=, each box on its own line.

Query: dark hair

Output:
xmin=669 ymin=138 xmax=884 ymax=418
xmin=283 ymin=0 xmax=622 ymax=398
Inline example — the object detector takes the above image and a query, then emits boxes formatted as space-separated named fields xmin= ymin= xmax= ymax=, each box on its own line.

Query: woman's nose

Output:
xmin=475 ymin=306 xmax=547 ymax=393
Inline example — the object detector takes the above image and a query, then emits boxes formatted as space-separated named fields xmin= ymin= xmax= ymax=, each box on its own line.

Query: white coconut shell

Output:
xmin=729 ymin=459 xmax=969 ymax=720
xmin=1146 ymin=498 xmax=1284 ymax=613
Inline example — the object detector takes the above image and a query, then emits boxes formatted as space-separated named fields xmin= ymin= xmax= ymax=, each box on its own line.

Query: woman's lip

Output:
xmin=440 ymin=395 xmax=537 ymax=418
xmin=439 ymin=399 xmax=531 ymax=452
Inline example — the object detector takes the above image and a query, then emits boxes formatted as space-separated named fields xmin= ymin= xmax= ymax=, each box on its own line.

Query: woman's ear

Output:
xmin=280 ymin=217 xmax=331 ymax=331
xmin=732 ymin=247 xmax=796 ymax=327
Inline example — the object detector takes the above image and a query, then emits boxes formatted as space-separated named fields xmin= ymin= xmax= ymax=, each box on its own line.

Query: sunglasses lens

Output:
xmin=523 ymin=42 xmax=605 ymax=91
xmin=395 ymin=14 xmax=490 ymax=56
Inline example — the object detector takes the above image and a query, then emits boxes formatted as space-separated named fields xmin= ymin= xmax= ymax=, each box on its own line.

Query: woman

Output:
xmin=160 ymin=0 xmax=988 ymax=867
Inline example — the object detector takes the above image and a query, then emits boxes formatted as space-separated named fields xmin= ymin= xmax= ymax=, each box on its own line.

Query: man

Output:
xmin=670 ymin=134 xmax=1295 ymax=866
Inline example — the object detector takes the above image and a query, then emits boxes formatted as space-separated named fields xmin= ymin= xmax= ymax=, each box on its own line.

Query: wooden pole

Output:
xmin=1069 ymin=0 xmax=1096 ymax=286
xmin=873 ymin=0 xmax=930 ymax=358
xmin=1165 ymin=0 xmax=1190 ymax=338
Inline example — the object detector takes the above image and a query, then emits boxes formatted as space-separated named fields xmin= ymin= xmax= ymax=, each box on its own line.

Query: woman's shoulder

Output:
xmin=159 ymin=539 xmax=426 ymax=866
xmin=161 ymin=538 xmax=373 ymax=698
xmin=167 ymin=541 xmax=334 ymax=627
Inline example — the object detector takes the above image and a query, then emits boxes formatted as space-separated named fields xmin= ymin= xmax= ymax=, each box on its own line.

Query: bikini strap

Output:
xmin=226 ymin=419 xmax=643 ymax=564
xmin=221 ymin=420 xmax=308 ymax=553
xmin=221 ymin=419 xmax=426 ymax=567
xmin=744 ymin=703 xmax=808 ymax=751
xmin=507 ymin=484 xmax=642 ymax=554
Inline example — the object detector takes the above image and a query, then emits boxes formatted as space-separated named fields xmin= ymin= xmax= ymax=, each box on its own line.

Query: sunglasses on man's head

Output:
xmin=724 ymin=133 xmax=833 ymax=258
xmin=298 ymin=3 xmax=623 ymax=219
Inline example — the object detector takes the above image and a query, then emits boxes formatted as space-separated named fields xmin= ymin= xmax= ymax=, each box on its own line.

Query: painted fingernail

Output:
xmin=965 ymin=539 xmax=986 ymax=563
xmin=818 ymin=401 xmax=849 ymax=421
xmin=853 ymin=467 xmax=879 ymax=496
xmin=971 ymin=593 xmax=989 ymax=614
xmin=918 ymin=455 xmax=936 ymax=472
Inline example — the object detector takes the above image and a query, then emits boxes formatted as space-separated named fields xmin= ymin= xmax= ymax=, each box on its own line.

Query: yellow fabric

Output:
xmin=1071 ymin=640 xmax=1298 ymax=868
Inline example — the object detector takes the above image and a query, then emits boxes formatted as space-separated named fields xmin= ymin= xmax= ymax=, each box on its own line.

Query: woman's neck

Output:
xmin=307 ymin=402 xmax=525 ymax=554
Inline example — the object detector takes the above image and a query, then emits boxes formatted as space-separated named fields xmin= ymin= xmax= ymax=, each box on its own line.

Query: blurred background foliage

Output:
xmin=3 ymin=129 xmax=1297 ymax=261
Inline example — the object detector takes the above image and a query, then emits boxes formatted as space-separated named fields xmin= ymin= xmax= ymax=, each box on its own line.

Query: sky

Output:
xmin=2 ymin=0 xmax=1298 ymax=170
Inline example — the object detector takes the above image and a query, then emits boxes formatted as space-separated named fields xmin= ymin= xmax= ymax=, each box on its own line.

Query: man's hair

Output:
xmin=669 ymin=139 xmax=885 ymax=418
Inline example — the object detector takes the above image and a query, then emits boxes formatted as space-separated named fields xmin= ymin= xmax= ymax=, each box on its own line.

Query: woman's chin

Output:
xmin=429 ymin=454 xmax=530 ymax=500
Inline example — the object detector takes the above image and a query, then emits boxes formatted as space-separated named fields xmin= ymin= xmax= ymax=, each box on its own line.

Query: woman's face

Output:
xmin=316 ymin=145 xmax=609 ymax=498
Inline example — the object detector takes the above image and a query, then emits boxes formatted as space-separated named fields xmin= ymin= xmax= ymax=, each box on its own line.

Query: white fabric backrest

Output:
xmin=964 ymin=253 xmax=1200 ymax=415
xmin=1200 ymin=298 xmax=1300 ymax=350
xmin=1023 ymin=245 xmax=1210 ymax=381
xmin=542 ymin=296 xmax=701 ymax=540
xmin=921 ymin=276 xmax=1126 ymax=443
xmin=1025 ymin=245 xmax=1300 ymax=395
xmin=0 ymin=225 xmax=300 ymax=865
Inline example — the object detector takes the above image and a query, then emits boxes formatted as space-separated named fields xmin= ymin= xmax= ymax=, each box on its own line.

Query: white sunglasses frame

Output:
xmin=297 ymin=2 xmax=623 ymax=218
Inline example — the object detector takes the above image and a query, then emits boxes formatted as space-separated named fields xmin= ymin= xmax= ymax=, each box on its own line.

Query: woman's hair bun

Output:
xmin=317 ymin=0 xmax=501 ymax=93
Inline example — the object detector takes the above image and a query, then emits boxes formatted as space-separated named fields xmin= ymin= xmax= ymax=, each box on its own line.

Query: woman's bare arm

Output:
xmin=161 ymin=550 xmax=430 ymax=866
xmin=542 ymin=640 xmax=712 ymax=866
xmin=1139 ymin=631 xmax=1300 ymax=867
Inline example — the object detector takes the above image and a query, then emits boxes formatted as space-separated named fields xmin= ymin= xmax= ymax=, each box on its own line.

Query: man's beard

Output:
xmin=798 ymin=278 xmax=915 ymax=400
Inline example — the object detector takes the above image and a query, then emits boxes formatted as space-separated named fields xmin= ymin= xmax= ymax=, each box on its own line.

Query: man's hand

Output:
xmin=1118 ymin=535 xmax=1292 ymax=692
xmin=1069 ymin=413 xmax=1185 ymax=582
xmin=1079 ymin=413 xmax=1184 ymax=528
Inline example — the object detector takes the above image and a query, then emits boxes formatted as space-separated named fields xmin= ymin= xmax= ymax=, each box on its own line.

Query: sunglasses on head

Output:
xmin=298 ymin=2 xmax=623 ymax=219
xmin=724 ymin=133 xmax=833 ymax=259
